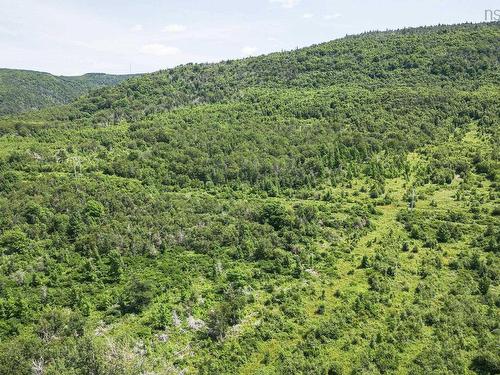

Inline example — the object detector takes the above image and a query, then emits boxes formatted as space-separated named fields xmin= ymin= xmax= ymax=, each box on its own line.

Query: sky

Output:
xmin=0 ymin=0 xmax=498 ymax=76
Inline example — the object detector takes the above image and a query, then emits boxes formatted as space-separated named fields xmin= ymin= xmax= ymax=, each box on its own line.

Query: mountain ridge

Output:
xmin=0 ymin=68 xmax=137 ymax=116
xmin=8 ymin=22 xmax=493 ymax=125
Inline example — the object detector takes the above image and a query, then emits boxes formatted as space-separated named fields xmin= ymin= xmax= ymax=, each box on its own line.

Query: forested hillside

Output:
xmin=0 ymin=23 xmax=498 ymax=374
xmin=0 ymin=69 xmax=136 ymax=116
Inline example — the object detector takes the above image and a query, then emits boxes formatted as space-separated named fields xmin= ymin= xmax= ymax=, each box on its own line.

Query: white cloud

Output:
xmin=163 ymin=24 xmax=187 ymax=33
xmin=141 ymin=44 xmax=180 ymax=56
xmin=0 ymin=25 xmax=17 ymax=36
xmin=131 ymin=24 xmax=143 ymax=32
xmin=324 ymin=13 xmax=342 ymax=20
xmin=241 ymin=46 xmax=258 ymax=56
xmin=303 ymin=13 xmax=314 ymax=19
xmin=269 ymin=0 xmax=300 ymax=9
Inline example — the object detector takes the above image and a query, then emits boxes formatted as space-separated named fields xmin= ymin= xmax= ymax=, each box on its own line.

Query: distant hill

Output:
xmin=0 ymin=69 xmax=136 ymax=116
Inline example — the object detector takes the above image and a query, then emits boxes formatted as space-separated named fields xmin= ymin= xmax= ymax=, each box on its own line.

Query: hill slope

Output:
xmin=0 ymin=68 xmax=136 ymax=116
xmin=15 ymin=22 xmax=497 ymax=125
xmin=0 ymin=23 xmax=498 ymax=374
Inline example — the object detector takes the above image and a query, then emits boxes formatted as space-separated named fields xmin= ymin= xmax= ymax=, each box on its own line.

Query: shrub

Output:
xmin=119 ymin=279 xmax=155 ymax=314
xmin=260 ymin=202 xmax=291 ymax=230
xmin=0 ymin=228 xmax=29 ymax=254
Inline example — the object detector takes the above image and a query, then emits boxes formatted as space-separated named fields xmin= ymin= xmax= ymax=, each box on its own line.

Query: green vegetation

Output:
xmin=0 ymin=22 xmax=498 ymax=374
xmin=0 ymin=69 xmax=136 ymax=116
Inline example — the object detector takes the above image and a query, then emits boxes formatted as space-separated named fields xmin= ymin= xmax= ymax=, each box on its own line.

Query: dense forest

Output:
xmin=0 ymin=69 xmax=136 ymax=116
xmin=0 ymin=22 xmax=498 ymax=374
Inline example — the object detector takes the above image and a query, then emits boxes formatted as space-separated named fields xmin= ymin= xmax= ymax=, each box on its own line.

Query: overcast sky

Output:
xmin=0 ymin=0 xmax=497 ymax=76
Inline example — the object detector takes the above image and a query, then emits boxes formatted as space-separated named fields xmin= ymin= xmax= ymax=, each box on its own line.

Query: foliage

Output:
xmin=0 ymin=22 xmax=498 ymax=374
